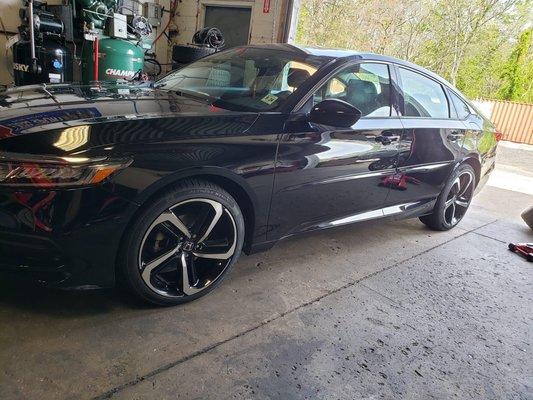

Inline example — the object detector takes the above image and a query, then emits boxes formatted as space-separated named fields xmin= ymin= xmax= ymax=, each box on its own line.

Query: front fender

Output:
xmin=130 ymin=166 xmax=260 ymax=209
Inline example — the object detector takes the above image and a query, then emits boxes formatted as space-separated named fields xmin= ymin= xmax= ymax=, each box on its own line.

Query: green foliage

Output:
xmin=295 ymin=0 xmax=533 ymax=102
xmin=478 ymin=130 xmax=498 ymax=153
xmin=455 ymin=26 xmax=509 ymax=99
xmin=498 ymin=29 xmax=533 ymax=102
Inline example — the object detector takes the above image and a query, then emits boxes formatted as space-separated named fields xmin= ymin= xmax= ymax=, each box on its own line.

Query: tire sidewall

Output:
xmin=119 ymin=182 xmax=245 ymax=306
xmin=172 ymin=45 xmax=216 ymax=64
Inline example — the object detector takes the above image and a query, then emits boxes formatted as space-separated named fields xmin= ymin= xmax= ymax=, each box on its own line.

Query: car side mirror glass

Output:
xmin=309 ymin=99 xmax=362 ymax=128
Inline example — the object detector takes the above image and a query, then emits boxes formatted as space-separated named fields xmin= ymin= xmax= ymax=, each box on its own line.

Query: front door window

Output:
xmin=314 ymin=63 xmax=393 ymax=117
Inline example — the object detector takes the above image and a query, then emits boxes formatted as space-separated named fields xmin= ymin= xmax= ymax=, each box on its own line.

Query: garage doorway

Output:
xmin=204 ymin=6 xmax=251 ymax=48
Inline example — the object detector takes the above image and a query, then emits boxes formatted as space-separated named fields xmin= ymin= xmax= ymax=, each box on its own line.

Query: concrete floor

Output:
xmin=1 ymin=143 xmax=532 ymax=400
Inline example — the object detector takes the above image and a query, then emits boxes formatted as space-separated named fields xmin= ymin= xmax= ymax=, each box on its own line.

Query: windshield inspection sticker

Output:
xmin=260 ymin=94 xmax=278 ymax=105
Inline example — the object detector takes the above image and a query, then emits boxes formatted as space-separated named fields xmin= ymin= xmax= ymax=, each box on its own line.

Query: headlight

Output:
xmin=0 ymin=152 xmax=132 ymax=188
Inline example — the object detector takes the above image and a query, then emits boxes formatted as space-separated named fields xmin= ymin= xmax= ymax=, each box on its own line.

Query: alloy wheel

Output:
xmin=138 ymin=198 xmax=237 ymax=298
xmin=443 ymin=170 xmax=474 ymax=226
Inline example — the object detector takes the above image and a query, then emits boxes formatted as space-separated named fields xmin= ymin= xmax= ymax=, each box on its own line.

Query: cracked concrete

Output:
xmin=111 ymin=232 xmax=532 ymax=400
xmin=0 ymin=147 xmax=532 ymax=400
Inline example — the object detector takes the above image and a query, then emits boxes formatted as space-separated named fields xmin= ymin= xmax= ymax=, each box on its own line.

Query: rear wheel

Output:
xmin=420 ymin=164 xmax=476 ymax=231
xmin=120 ymin=180 xmax=245 ymax=306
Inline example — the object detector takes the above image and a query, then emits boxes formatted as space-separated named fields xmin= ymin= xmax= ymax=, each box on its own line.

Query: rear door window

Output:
xmin=399 ymin=68 xmax=449 ymax=118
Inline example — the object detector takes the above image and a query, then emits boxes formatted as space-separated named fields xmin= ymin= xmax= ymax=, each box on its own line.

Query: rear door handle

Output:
xmin=447 ymin=131 xmax=463 ymax=142
xmin=375 ymin=134 xmax=400 ymax=145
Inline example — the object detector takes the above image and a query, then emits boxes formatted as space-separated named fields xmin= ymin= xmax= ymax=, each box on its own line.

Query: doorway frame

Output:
xmin=196 ymin=1 xmax=254 ymax=45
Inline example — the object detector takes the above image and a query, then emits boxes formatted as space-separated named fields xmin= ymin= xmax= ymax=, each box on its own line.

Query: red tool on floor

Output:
xmin=508 ymin=243 xmax=533 ymax=262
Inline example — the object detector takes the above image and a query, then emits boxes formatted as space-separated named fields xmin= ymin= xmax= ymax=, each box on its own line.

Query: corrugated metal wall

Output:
xmin=475 ymin=99 xmax=533 ymax=145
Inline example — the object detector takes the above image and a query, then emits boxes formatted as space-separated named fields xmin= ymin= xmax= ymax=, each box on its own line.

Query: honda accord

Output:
xmin=0 ymin=44 xmax=498 ymax=305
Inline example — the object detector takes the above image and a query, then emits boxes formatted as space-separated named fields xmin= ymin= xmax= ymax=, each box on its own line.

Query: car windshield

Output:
xmin=155 ymin=47 xmax=328 ymax=112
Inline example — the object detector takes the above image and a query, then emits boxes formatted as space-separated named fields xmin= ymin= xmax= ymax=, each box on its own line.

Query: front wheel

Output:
xmin=420 ymin=164 xmax=476 ymax=231
xmin=119 ymin=180 xmax=245 ymax=306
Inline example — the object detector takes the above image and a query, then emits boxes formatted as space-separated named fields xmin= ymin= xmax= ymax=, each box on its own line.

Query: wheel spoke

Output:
xmin=153 ymin=211 xmax=191 ymax=238
xmin=141 ymin=248 xmax=178 ymax=283
xmin=458 ymin=173 xmax=473 ymax=197
xmin=193 ymin=252 xmax=228 ymax=260
xmin=197 ymin=202 xmax=224 ymax=243
xmin=189 ymin=256 xmax=199 ymax=287
xmin=451 ymin=178 xmax=461 ymax=195
xmin=445 ymin=197 xmax=455 ymax=209
xmin=202 ymin=238 xmax=230 ymax=248
xmin=180 ymin=252 xmax=201 ymax=295
xmin=444 ymin=200 xmax=456 ymax=225
xmin=455 ymin=198 xmax=469 ymax=208
xmin=193 ymin=243 xmax=236 ymax=260
xmin=449 ymin=202 xmax=456 ymax=224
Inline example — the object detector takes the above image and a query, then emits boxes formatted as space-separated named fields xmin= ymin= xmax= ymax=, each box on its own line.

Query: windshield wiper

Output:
xmin=211 ymin=98 xmax=260 ymax=112
xmin=173 ymin=89 xmax=217 ymax=104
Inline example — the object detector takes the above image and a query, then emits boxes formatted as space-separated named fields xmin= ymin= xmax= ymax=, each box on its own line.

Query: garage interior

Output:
xmin=0 ymin=0 xmax=299 ymax=87
xmin=0 ymin=1 xmax=532 ymax=400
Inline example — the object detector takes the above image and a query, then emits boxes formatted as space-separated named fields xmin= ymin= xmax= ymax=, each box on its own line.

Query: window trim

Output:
xmin=292 ymin=60 xmax=400 ymax=119
xmin=447 ymin=87 xmax=474 ymax=121
xmin=394 ymin=64 xmax=451 ymax=120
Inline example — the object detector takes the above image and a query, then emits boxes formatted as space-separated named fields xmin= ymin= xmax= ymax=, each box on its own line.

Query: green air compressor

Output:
xmin=82 ymin=38 xmax=144 ymax=83
xmin=75 ymin=0 xmax=154 ymax=83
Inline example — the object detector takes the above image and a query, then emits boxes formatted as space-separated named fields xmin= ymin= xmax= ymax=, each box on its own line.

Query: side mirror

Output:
xmin=309 ymin=99 xmax=362 ymax=128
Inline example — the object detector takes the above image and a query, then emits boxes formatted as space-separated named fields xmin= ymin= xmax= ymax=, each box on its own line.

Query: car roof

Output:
xmin=245 ymin=43 xmax=456 ymax=93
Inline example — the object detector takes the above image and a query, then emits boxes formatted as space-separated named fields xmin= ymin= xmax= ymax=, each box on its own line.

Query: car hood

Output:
xmin=0 ymin=83 xmax=256 ymax=138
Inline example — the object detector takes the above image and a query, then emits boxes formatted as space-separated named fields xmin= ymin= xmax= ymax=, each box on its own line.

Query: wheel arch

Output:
xmin=460 ymin=155 xmax=481 ymax=188
xmin=126 ymin=167 xmax=259 ymax=254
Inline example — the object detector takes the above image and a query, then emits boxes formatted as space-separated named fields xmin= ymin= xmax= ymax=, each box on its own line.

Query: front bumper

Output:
xmin=0 ymin=184 xmax=139 ymax=288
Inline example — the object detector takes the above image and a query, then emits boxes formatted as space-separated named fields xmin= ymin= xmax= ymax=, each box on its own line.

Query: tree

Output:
xmin=295 ymin=0 xmax=533 ymax=101
xmin=498 ymin=28 xmax=533 ymax=102
xmin=421 ymin=0 xmax=523 ymax=86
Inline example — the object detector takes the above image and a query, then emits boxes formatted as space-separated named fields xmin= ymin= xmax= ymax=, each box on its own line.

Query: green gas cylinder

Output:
xmin=82 ymin=38 xmax=144 ymax=83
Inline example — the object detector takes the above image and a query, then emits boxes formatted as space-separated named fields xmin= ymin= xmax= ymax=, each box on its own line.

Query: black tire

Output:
xmin=420 ymin=164 xmax=476 ymax=231
xmin=119 ymin=179 xmax=245 ymax=306
xmin=172 ymin=45 xmax=216 ymax=64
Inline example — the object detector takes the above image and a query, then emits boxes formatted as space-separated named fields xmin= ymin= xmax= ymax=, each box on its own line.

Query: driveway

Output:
xmin=1 ymin=142 xmax=531 ymax=400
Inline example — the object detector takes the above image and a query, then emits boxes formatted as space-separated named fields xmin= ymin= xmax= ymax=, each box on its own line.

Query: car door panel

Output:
xmin=385 ymin=118 xmax=466 ymax=206
xmin=387 ymin=66 xmax=466 ymax=207
xmin=268 ymin=117 xmax=401 ymax=240
xmin=266 ymin=61 xmax=404 ymax=240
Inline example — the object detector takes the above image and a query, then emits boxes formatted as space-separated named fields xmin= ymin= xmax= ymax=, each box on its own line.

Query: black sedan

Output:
xmin=0 ymin=44 xmax=498 ymax=305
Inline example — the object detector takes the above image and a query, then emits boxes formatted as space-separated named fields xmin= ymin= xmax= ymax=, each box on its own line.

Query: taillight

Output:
xmin=0 ymin=153 xmax=131 ymax=188
xmin=494 ymin=130 xmax=503 ymax=142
